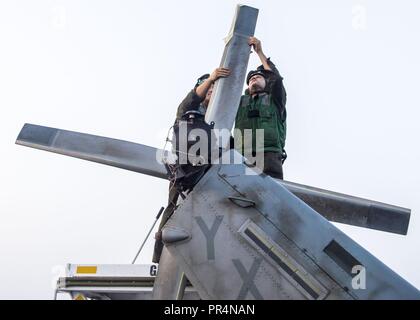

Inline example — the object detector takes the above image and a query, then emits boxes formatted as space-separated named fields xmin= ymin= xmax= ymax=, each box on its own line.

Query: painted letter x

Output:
xmin=232 ymin=258 xmax=263 ymax=299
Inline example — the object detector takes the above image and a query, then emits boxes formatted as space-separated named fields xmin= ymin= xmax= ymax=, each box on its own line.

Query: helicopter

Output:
xmin=16 ymin=4 xmax=419 ymax=300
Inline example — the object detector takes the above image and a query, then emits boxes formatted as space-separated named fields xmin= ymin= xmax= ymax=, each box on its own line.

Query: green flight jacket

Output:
xmin=235 ymin=58 xmax=287 ymax=154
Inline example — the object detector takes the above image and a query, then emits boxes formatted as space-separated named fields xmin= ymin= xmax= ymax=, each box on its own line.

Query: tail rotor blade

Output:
xmin=279 ymin=179 xmax=411 ymax=235
xmin=16 ymin=123 xmax=169 ymax=179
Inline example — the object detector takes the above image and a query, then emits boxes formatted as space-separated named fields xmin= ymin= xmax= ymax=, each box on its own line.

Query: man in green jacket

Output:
xmin=235 ymin=37 xmax=287 ymax=179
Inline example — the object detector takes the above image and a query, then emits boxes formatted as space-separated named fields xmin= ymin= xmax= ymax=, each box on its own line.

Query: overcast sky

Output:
xmin=0 ymin=0 xmax=419 ymax=299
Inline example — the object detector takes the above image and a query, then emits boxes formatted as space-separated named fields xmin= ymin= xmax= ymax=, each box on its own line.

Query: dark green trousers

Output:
xmin=152 ymin=182 xmax=179 ymax=263
xmin=258 ymin=151 xmax=284 ymax=180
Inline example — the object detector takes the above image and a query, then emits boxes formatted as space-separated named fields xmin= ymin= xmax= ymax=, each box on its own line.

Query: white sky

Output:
xmin=0 ymin=0 xmax=419 ymax=299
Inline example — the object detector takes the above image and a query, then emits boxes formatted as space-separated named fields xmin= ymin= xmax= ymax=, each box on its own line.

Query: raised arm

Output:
xmin=248 ymin=37 xmax=272 ymax=72
xmin=195 ymin=67 xmax=230 ymax=98
xmin=176 ymin=68 xmax=230 ymax=121
xmin=249 ymin=37 xmax=287 ymax=115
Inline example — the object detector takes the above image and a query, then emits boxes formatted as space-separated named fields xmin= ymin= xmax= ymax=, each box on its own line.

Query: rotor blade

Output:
xmin=16 ymin=123 xmax=169 ymax=179
xmin=205 ymin=5 xmax=259 ymax=149
xmin=278 ymin=179 xmax=411 ymax=235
